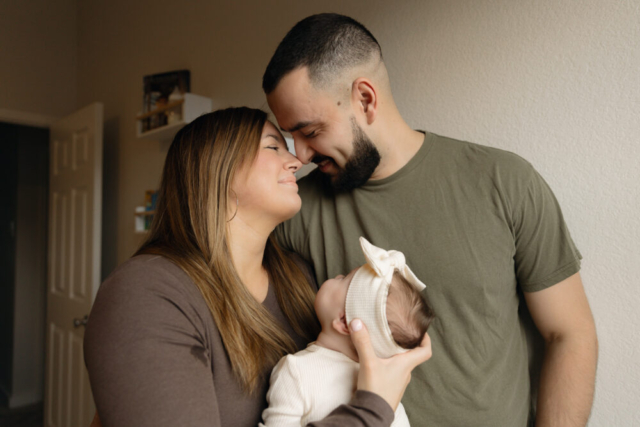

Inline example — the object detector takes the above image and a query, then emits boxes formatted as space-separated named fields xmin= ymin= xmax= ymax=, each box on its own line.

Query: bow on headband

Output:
xmin=360 ymin=237 xmax=426 ymax=292
xmin=345 ymin=237 xmax=427 ymax=359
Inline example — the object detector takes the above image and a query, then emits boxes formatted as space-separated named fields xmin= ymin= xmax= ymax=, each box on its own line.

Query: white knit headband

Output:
xmin=345 ymin=237 xmax=427 ymax=358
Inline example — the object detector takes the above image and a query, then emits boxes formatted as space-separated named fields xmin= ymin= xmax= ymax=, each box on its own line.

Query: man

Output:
xmin=263 ymin=13 xmax=597 ymax=427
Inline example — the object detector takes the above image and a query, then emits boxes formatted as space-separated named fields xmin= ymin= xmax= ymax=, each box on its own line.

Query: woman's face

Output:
xmin=231 ymin=121 xmax=303 ymax=225
xmin=314 ymin=266 xmax=360 ymax=327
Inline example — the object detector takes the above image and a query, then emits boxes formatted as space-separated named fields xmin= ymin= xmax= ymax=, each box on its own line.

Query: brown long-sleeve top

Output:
xmin=84 ymin=254 xmax=393 ymax=427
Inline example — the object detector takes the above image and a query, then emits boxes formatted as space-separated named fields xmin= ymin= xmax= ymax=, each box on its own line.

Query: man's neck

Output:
xmin=369 ymin=121 xmax=424 ymax=181
xmin=315 ymin=329 xmax=359 ymax=362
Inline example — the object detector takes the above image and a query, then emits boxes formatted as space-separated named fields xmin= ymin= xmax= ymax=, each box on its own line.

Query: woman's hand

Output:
xmin=350 ymin=318 xmax=432 ymax=411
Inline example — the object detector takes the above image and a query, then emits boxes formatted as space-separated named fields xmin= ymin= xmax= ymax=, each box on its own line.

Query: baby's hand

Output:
xmin=350 ymin=318 xmax=432 ymax=411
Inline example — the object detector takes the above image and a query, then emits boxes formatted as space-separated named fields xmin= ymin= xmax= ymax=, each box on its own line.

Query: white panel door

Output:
xmin=44 ymin=103 xmax=103 ymax=427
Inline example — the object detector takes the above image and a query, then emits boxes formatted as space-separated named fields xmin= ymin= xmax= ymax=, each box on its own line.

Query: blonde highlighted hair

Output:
xmin=136 ymin=107 xmax=319 ymax=394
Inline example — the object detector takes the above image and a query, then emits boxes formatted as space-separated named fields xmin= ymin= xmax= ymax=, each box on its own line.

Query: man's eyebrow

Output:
xmin=282 ymin=121 xmax=314 ymax=133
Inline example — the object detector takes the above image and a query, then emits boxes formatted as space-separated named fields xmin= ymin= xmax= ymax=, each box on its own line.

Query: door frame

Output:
xmin=0 ymin=109 xmax=56 ymax=409
xmin=0 ymin=108 xmax=59 ymax=129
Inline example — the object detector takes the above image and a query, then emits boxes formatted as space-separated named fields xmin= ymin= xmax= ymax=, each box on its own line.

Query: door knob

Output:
xmin=73 ymin=315 xmax=89 ymax=328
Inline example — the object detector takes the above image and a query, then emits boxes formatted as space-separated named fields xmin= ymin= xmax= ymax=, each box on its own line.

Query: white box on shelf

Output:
xmin=134 ymin=206 xmax=147 ymax=233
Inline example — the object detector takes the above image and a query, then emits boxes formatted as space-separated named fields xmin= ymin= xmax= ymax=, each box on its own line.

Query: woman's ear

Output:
xmin=351 ymin=78 xmax=377 ymax=125
xmin=331 ymin=313 xmax=350 ymax=336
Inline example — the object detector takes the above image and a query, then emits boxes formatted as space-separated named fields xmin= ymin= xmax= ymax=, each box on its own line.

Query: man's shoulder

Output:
xmin=430 ymin=132 xmax=536 ymax=181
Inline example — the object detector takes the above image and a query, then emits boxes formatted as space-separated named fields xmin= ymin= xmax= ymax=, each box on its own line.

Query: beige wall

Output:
xmin=0 ymin=0 xmax=77 ymax=407
xmin=2 ymin=0 xmax=633 ymax=423
xmin=0 ymin=0 xmax=77 ymax=119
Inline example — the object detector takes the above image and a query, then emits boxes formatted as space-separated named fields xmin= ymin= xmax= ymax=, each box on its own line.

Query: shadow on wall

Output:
xmin=101 ymin=116 xmax=120 ymax=281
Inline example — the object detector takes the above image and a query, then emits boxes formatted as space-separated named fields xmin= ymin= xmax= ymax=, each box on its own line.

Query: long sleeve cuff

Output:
xmin=307 ymin=390 xmax=395 ymax=427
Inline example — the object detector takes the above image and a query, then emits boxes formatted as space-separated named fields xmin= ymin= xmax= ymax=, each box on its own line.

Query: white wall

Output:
xmin=75 ymin=0 xmax=639 ymax=424
xmin=379 ymin=3 xmax=639 ymax=424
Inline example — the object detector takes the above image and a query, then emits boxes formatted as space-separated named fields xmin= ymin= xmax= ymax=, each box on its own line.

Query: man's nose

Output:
xmin=294 ymin=139 xmax=315 ymax=165
xmin=284 ymin=152 xmax=302 ymax=173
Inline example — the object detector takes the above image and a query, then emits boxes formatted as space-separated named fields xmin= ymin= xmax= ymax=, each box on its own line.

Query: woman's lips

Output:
xmin=278 ymin=176 xmax=298 ymax=186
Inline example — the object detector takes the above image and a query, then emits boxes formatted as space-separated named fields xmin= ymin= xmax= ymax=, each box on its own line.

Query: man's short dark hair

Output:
xmin=262 ymin=13 xmax=382 ymax=94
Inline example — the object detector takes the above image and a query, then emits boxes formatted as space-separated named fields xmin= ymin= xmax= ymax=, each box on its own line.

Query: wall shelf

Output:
xmin=136 ymin=93 xmax=212 ymax=141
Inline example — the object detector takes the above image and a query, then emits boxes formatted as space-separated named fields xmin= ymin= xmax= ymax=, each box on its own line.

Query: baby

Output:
xmin=261 ymin=237 xmax=435 ymax=427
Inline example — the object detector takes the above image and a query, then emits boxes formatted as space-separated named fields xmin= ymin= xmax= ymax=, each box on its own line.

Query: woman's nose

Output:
xmin=285 ymin=152 xmax=302 ymax=172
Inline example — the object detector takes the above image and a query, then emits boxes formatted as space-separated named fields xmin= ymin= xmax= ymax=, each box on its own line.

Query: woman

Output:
xmin=84 ymin=107 xmax=430 ymax=426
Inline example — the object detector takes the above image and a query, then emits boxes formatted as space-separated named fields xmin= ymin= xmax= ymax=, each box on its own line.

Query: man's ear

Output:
xmin=351 ymin=78 xmax=377 ymax=125
xmin=331 ymin=313 xmax=350 ymax=336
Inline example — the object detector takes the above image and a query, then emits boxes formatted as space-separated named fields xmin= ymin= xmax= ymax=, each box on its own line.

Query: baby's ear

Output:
xmin=331 ymin=313 xmax=350 ymax=336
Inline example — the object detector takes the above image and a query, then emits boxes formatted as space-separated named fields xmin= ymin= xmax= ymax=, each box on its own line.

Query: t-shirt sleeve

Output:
xmin=512 ymin=166 xmax=582 ymax=292
xmin=260 ymin=357 xmax=306 ymax=427
xmin=83 ymin=258 xmax=220 ymax=427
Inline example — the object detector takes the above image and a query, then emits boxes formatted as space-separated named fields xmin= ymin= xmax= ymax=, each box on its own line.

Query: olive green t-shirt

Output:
xmin=275 ymin=131 xmax=582 ymax=427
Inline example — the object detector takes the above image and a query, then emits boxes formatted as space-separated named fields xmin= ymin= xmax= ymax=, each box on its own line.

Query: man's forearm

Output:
xmin=535 ymin=334 xmax=598 ymax=427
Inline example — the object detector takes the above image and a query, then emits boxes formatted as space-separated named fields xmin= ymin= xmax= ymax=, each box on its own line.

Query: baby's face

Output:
xmin=315 ymin=266 xmax=360 ymax=326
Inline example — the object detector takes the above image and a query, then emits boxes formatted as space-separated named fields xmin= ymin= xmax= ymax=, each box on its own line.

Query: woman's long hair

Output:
xmin=135 ymin=107 xmax=320 ymax=394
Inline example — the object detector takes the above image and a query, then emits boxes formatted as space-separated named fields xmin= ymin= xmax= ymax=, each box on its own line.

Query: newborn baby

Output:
xmin=261 ymin=237 xmax=435 ymax=427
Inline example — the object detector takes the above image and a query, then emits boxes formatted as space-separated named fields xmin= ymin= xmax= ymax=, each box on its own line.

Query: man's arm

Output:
xmin=524 ymin=272 xmax=598 ymax=427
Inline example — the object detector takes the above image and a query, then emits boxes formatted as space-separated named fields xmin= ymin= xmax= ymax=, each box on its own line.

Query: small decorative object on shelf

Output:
xmin=136 ymin=93 xmax=213 ymax=141
xmin=134 ymin=190 xmax=159 ymax=233
xmin=166 ymin=86 xmax=184 ymax=125
xmin=136 ymin=69 xmax=212 ymax=142
xmin=142 ymin=70 xmax=190 ymax=132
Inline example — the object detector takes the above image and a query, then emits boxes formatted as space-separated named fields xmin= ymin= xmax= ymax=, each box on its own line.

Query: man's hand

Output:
xmin=349 ymin=318 xmax=432 ymax=410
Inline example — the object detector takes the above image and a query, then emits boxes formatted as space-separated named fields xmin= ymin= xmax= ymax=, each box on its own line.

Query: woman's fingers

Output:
xmin=349 ymin=319 xmax=433 ymax=412
xmin=348 ymin=319 xmax=412 ymax=411
xmin=349 ymin=319 xmax=382 ymax=403
xmin=349 ymin=319 xmax=377 ymax=363
xmin=401 ymin=331 xmax=433 ymax=369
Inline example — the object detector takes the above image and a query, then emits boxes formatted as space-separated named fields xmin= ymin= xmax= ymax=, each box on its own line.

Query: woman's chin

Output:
xmin=278 ymin=198 xmax=302 ymax=222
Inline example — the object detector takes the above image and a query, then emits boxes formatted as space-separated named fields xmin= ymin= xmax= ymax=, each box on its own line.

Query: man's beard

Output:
xmin=316 ymin=117 xmax=381 ymax=192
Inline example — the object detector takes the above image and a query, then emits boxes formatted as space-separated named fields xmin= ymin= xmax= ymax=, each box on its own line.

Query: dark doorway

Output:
xmin=0 ymin=122 xmax=49 ymax=412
